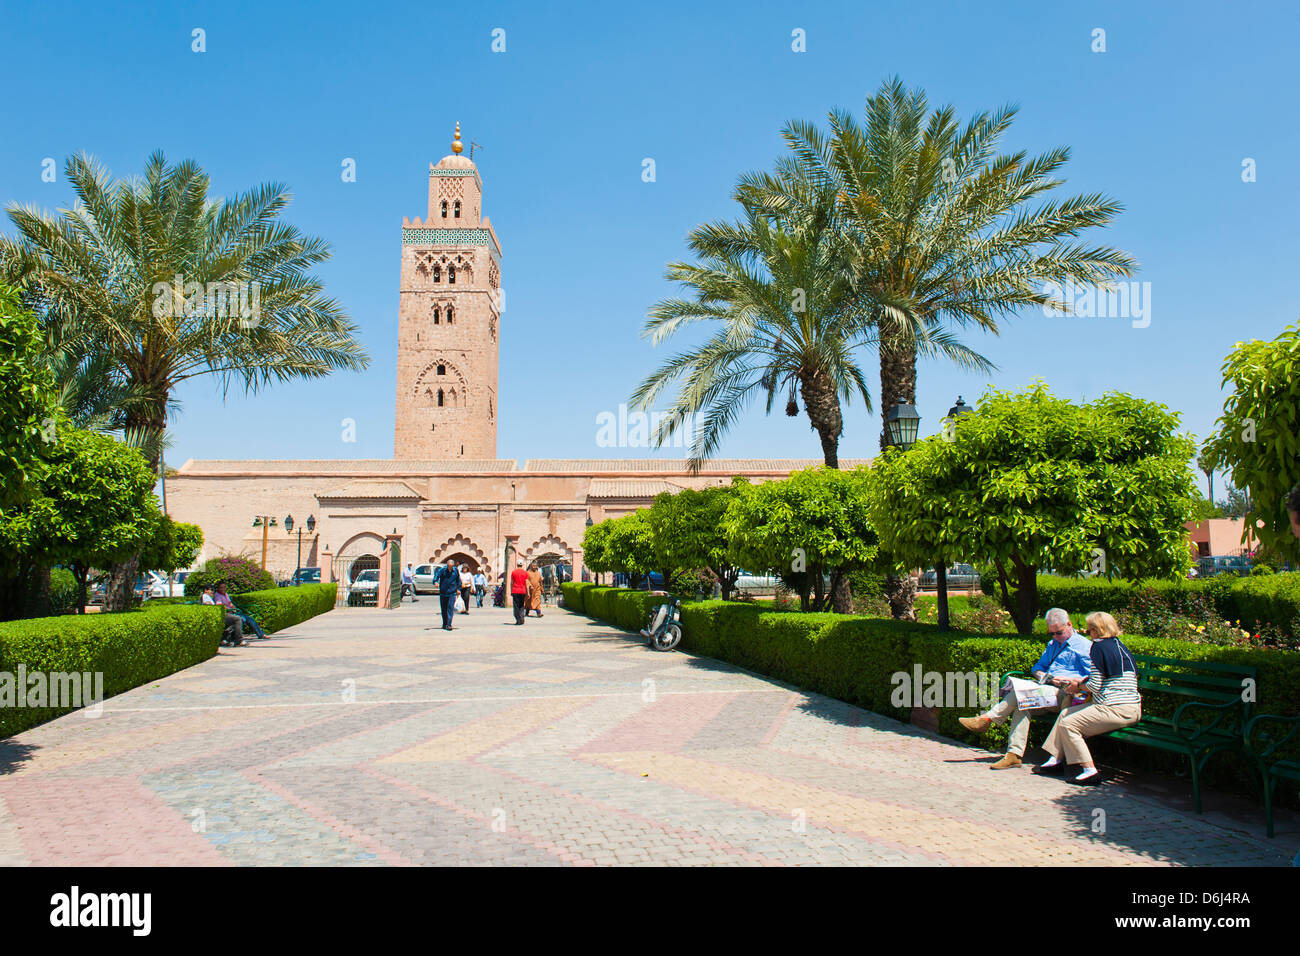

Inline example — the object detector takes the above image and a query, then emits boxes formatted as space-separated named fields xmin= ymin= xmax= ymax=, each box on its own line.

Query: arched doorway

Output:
xmin=349 ymin=554 xmax=379 ymax=581
xmin=433 ymin=552 xmax=480 ymax=573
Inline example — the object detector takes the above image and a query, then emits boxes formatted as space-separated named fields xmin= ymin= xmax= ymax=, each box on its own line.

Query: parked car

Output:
xmin=918 ymin=563 xmax=979 ymax=590
xmin=1196 ymin=555 xmax=1254 ymax=578
xmin=412 ymin=564 xmax=437 ymax=594
xmin=290 ymin=567 xmax=321 ymax=586
xmin=349 ymin=569 xmax=381 ymax=606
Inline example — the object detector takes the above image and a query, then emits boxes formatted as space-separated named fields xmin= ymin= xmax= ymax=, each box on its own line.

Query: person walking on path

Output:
xmin=473 ymin=569 xmax=487 ymax=607
xmin=526 ymin=563 xmax=544 ymax=618
xmin=401 ymin=563 xmax=419 ymax=603
xmin=458 ymin=564 xmax=473 ymax=614
xmin=434 ymin=558 xmax=460 ymax=630
xmin=1036 ymin=611 xmax=1142 ymax=784
xmin=510 ymin=560 xmax=530 ymax=625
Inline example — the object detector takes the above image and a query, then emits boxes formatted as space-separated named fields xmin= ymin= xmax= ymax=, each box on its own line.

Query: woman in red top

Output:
xmin=509 ymin=561 xmax=530 ymax=625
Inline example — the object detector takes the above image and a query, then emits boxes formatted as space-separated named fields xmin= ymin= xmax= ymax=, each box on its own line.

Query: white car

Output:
xmin=411 ymin=564 xmax=437 ymax=594
xmin=349 ymin=569 xmax=380 ymax=606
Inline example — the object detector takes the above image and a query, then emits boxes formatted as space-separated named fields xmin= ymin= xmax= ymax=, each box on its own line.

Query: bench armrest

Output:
xmin=1171 ymin=697 xmax=1243 ymax=741
xmin=1245 ymin=713 xmax=1300 ymax=761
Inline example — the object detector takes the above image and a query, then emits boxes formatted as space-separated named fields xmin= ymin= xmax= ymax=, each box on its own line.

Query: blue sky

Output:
xmin=3 ymin=0 xmax=1298 ymax=482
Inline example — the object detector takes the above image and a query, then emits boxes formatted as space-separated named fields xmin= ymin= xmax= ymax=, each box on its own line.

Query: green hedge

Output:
xmin=979 ymin=572 xmax=1300 ymax=638
xmin=224 ymin=583 xmax=337 ymax=633
xmin=570 ymin=588 xmax=1300 ymax=803
xmin=143 ymin=583 xmax=336 ymax=633
xmin=0 ymin=605 xmax=222 ymax=737
xmin=559 ymin=581 xmax=596 ymax=613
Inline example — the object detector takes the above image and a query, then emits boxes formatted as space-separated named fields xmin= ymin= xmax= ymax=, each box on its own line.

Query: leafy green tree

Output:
xmin=0 ymin=284 xmax=55 ymax=509
xmin=864 ymin=383 xmax=1197 ymax=634
xmin=1206 ymin=322 xmax=1300 ymax=563
xmin=3 ymin=152 xmax=370 ymax=609
xmin=722 ymin=467 xmax=878 ymax=612
xmin=582 ymin=512 xmax=659 ymax=588
xmin=1216 ymin=486 xmax=1250 ymax=520
xmin=139 ymin=517 xmax=204 ymax=590
xmin=644 ymin=484 xmax=742 ymax=599
xmin=0 ymin=423 xmax=159 ymax=617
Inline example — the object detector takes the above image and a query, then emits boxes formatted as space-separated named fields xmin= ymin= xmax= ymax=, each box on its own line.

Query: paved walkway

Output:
xmin=0 ymin=601 xmax=1291 ymax=866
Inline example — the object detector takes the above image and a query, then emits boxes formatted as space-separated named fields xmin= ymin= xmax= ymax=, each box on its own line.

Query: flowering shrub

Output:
xmin=183 ymin=555 xmax=276 ymax=596
xmin=1117 ymin=585 xmax=1299 ymax=650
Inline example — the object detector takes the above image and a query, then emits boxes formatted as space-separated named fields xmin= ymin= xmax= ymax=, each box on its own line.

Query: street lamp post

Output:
xmin=284 ymin=514 xmax=316 ymax=582
xmin=251 ymin=515 xmax=278 ymax=570
xmin=933 ymin=396 xmax=974 ymax=631
xmin=883 ymin=400 xmax=922 ymax=623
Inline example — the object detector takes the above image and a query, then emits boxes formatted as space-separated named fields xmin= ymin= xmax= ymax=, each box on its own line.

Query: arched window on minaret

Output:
xmin=441 ymin=200 xmax=448 ymax=219
xmin=436 ymin=364 xmax=445 ymax=376
xmin=448 ymin=388 xmax=458 ymax=407
xmin=446 ymin=306 xmax=454 ymax=325
xmin=453 ymin=200 xmax=461 ymax=219
xmin=432 ymin=263 xmax=441 ymax=282
xmin=448 ymin=265 xmax=456 ymax=284
xmin=432 ymin=307 xmax=440 ymax=325
xmin=437 ymin=388 xmax=444 ymax=407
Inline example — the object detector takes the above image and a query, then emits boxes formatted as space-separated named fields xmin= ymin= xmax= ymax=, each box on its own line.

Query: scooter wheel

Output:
xmin=652 ymin=624 xmax=682 ymax=652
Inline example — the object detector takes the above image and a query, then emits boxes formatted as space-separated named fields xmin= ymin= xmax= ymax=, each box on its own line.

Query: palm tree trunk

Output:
xmin=800 ymin=371 xmax=843 ymax=469
xmin=879 ymin=334 xmax=919 ymax=620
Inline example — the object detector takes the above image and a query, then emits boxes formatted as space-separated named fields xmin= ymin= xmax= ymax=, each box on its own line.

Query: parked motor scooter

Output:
xmin=640 ymin=594 xmax=683 ymax=651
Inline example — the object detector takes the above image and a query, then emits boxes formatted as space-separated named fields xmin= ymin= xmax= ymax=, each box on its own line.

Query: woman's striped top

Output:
xmin=1086 ymin=638 xmax=1142 ymax=706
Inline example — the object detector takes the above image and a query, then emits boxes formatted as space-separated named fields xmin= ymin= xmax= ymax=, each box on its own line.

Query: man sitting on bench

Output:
xmin=959 ymin=608 xmax=1093 ymax=769
xmin=1037 ymin=611 xmax=1143 ymax=783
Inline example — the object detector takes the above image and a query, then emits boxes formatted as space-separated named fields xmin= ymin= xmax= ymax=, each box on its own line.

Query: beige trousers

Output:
xmin=985 ymin=686 xmax=1072 ymax=757
xmin=1043 ymin=701 xmax=1141 ymax=765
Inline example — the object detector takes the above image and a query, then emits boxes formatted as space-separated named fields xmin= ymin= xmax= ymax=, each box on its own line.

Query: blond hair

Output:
xmin=1085 ymin=611 xmax=1122 ymax=639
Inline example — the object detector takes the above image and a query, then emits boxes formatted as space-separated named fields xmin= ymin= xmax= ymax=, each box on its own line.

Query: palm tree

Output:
xmin=632 ymin=179 xmax=874 ymax=470
xmin=2 ymin=151 xmax=370 ymax=608
xmin=745 ymin=79 xmax=1136 ymax=618
xmin=746 ymin=78 xmax=1138 ymax=449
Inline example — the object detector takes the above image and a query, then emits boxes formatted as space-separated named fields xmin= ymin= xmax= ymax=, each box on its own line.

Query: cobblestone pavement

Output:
xmin=0 ymin=601 xmax=1291 ymax=866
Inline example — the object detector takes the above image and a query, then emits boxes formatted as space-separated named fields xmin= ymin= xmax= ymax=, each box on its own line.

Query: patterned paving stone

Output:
xmin=0 ymin=601 xmax=1291 ymax=865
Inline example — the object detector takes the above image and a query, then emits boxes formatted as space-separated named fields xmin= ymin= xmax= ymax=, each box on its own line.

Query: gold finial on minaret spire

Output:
xmin=451 ymin=122 xmax=463 ymax=155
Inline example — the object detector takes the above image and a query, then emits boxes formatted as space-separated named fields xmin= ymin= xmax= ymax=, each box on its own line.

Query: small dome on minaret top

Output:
xmin=434 ymin=121 xmax=476 ymax=170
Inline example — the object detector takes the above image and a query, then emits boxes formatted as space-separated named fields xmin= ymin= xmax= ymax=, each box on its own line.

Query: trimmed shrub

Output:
xmin=0 ymin=605 xmax=221 ymax=737
xmin=560 ymin=582 xmax=595 ymax=613
xmin=184 ymin=556 xmax=276 ymax=596
xmin=228 ymin=583 xmax=337 ymax=633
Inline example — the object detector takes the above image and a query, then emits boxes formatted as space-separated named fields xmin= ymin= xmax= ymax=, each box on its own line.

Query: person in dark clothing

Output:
xmin=434 ymin=558 xmax=460 ymax=630
xmin=509 ymin=560 xmax=529 ymax=625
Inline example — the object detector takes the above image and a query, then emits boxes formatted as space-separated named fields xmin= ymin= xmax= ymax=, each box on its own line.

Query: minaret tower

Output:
xmin=394 ymin=122 xmax=502 ymax=459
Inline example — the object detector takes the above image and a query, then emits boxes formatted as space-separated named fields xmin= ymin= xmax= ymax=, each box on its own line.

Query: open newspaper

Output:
xmin=1002 ymin=676 xmax=1061 ymax=711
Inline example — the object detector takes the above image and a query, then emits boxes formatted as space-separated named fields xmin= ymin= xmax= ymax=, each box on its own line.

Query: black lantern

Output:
xmin=885 ymin=401 xmax=921 ymax=450
xmin=306 ymin=514 xmax=316 ymax=533
xmin=284 ymin=514 xmax=294 ymax=533
xmin=947 ymin=396 xmax=973 ymax=420
xmin=585 ymin=510 xmax=594 ymax=528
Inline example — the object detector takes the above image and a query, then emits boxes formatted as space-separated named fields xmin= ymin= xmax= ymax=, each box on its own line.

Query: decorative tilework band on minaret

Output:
xmin=394 ymin=123 xmax=502 ymax=459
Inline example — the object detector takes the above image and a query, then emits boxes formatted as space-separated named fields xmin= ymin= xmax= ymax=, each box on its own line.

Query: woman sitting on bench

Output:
xmin=1036 ymin=611 xmax=1142 ymax=784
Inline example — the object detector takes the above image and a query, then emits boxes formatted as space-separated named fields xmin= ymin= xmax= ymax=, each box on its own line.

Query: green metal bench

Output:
xmin=1246 ymin=713 xmax=1300 ymax=838
xmin=1104 ymin=655 xmax=1257 ymax=814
